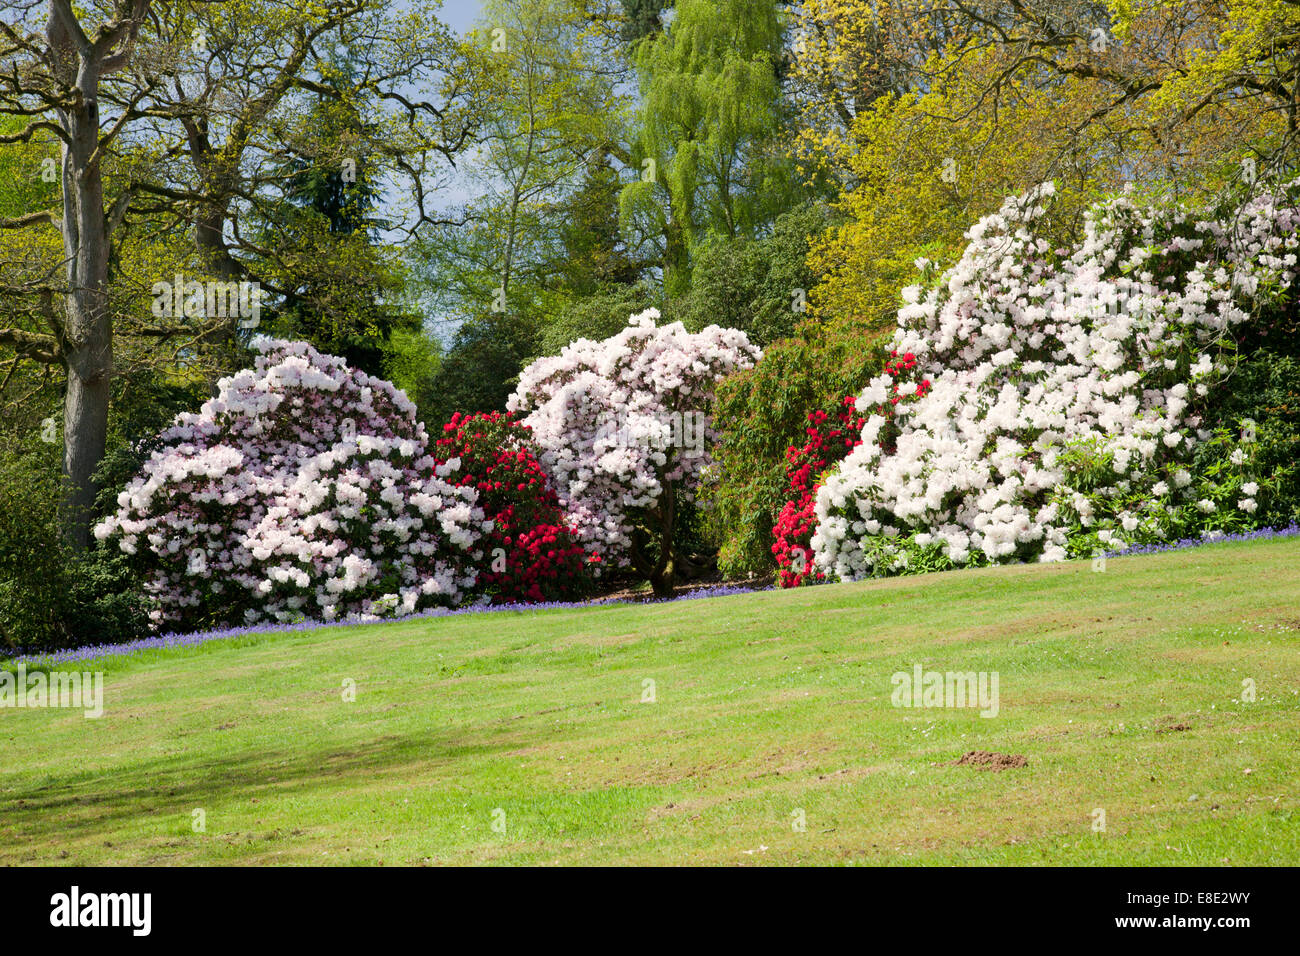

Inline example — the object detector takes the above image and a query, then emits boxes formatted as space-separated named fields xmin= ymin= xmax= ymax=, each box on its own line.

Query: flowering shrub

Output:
xmin=95 ymin=338 xmax=488 ymax=629
xmin=771 ymin=396 xmax=864 ymax=586
xmin=1193 ymin=348 xmax=1300 ymax=529
xmin=774 ymin=349 xmax=939 ymax=586
xmin=813 ymin=182 xmax=1300 ymax=580
xmin=432 ymin=411 xmax=590 ymax=603
xmin=508 ymin=309 xmax=760 ymax=595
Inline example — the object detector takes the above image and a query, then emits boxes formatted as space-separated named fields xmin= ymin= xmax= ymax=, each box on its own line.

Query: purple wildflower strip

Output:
xmin=7 ymin=583 xmax=771 ymax=669
xmin=1102 ymin=522 xmax=1300 ymax=559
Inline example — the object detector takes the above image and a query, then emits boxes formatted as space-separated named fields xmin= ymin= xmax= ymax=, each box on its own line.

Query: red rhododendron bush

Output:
xmin=432 ymin=411 xmax=591 ymax=603
xmin=772 ymin=351 xmax=930 ymax=586
xmin=95 ymin=339 xmax=489 ymax=630
xmin=771 ymin=395 xmax=865 ymax=587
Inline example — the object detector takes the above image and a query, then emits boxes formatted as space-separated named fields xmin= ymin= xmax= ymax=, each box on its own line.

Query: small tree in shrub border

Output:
xmin=432 ymin=411 xmax=592 ymax=604
xmin=708 ymin=316 xmax=885 ymax=580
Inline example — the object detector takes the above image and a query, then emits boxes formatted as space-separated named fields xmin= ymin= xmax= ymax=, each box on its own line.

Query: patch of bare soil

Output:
xmin=953 ymin=751 xmax=1028 ymax=771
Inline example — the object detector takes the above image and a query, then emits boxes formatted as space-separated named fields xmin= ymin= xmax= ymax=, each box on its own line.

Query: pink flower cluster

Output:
xmin=95 ymin=338 xmax=489 ymax=629
xmin=507 ymin=309 xmax=760 ymax=570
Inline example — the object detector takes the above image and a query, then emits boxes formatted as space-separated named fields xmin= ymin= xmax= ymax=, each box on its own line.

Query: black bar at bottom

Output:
xmin=0 ymin=865 xmax=1288 ymax=942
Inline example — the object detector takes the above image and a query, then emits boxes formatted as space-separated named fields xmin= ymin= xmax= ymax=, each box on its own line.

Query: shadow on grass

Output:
xmin=2 ymin=725 xmax=544 ymax=849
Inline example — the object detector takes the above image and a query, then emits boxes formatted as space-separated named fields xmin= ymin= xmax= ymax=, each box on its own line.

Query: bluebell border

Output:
xmin=6 ymin=583 xmax=767 ymax=668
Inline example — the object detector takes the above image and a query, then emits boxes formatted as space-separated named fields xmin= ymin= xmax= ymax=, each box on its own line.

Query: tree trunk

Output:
xmin=647 ymin=480 xmax=676 ymax=598
xmin=45 ymin=0 xmax=136 ymax=550
xmin=58 ymin=75 xmax=113 ymax=550
xmin=194 ymin=194 xmax=247 ymax=378
xmin=196 ymin=202 xmax=237 ymax=279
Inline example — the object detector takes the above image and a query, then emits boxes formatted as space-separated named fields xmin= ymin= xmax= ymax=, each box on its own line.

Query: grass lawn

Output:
xmin=3 ymin=537 xmax=1298 ymax=866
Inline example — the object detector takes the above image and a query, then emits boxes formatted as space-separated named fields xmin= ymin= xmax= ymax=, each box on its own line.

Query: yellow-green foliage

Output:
xmin=807 ymin=49 xmax=1122 ymax=330
xmin=801 ymin=2 xmax=1292 ymax=330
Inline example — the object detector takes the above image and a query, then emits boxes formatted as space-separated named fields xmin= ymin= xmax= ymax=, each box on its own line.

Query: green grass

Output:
xmin=3 ymin=537 xmax=1299 ymax=865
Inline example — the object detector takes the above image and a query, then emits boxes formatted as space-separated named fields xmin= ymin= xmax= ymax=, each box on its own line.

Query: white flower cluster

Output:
xmin=813 ymin=183 xmax=1299 ymax=579
xmin=508 ymin=309 xmax=759 ymax=568
xmin=95 ymin=338 xmax=489 ymax=628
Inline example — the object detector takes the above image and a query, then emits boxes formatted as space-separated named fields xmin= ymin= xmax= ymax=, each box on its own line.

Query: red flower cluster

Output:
xmin=870 ymin=351 xmax=931 ymax=455
xmin=433 ymin=411 xmax=591 ymax=603
xmin=880 ymin=351 xmax=932 ymax=411
xmin=771 ymin=395 xmax=865 ymax=587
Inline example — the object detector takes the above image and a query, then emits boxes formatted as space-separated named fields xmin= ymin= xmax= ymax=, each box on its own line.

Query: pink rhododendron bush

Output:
xmin=95 ymin=339 xmax=488 ymax=629
xmin=812 ymin=183 xmax=1300 ymax=581
xmin=508 ymin=309 xmax=760 ymax=595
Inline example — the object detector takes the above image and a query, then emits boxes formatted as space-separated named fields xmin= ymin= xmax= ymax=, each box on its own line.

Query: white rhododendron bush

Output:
xmin=813 ymin=183 xmax=1299 ymax=580
xmin=96 ymin=338 xmax=488 ymax=629
xmin=508 ymin=309 xmax=760 ymax=571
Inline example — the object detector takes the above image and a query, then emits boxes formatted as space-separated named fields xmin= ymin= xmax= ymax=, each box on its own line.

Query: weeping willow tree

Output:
xmin=619 ymin=0 xmax=797 ymax=297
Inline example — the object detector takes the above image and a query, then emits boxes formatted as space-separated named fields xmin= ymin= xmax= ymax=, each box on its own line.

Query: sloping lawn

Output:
xmin=3 ymin=537 xmax=1298 ymax=865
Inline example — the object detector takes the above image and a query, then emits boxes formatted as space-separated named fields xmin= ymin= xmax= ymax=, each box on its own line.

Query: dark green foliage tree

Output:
xmin=677 ymin=202 xmax=834 ymax=347
xmin=548 ymin=157 xmax=648 ymax=297
xmin=255 ymin=63 xmax=419 ymax=377
xmin=619 ymin=0 xmax=672 ymax=43
xmin=420 ymin=313 xmax=541 ymax=425
xmin=707 ymin=317 xmax=885 ymax=577
xmin=533 ymin=155 xmax=655 ymax=355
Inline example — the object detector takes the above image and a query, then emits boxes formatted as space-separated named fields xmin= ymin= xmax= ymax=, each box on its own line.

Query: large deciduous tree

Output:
xmin=619 ymin=0 xmax=796 ymax=297
xmin=412 ymin=0 xmax=633 ymax=417
xmin=1 ymin=0 xmax=154 ymax=549
xmin=2 ymin=0 xmax=476 ymax=548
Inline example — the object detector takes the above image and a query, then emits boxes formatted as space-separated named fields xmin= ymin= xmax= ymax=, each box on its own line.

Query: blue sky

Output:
xmin=374 ymin=1 xmax=485 ymax=220
xmin=437 ymin=0 xmax=485 ymax=35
